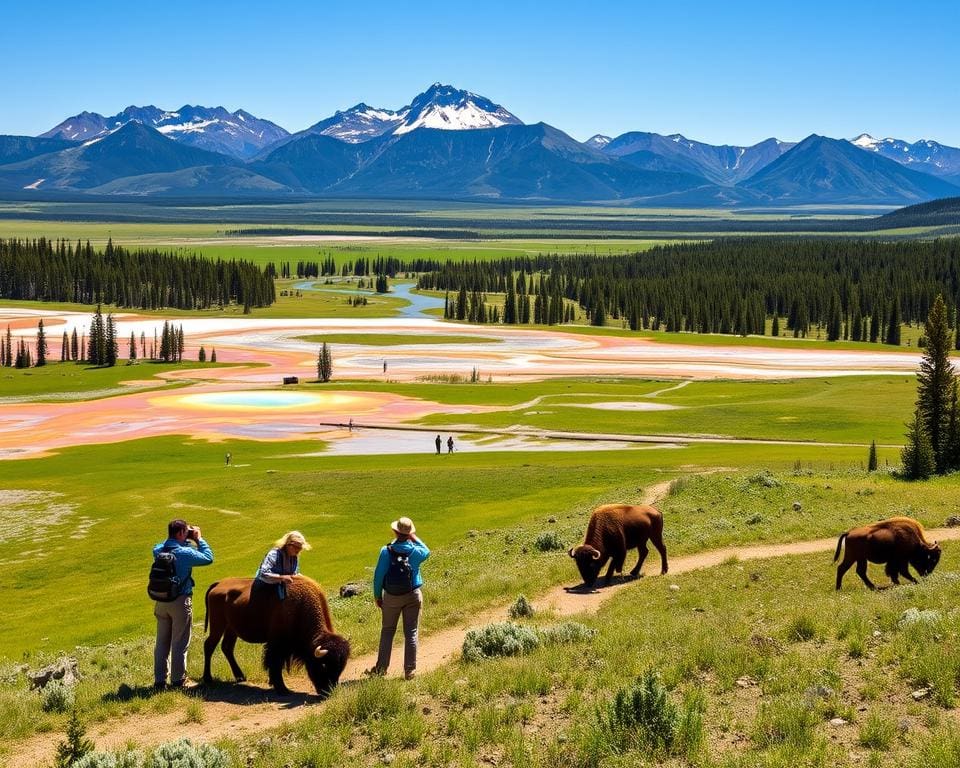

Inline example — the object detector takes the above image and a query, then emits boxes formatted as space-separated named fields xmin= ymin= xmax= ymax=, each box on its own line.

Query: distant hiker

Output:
xmin=435 ymin=434 xmax=442 ymax=455
xmin=348 ymin=418 xmax=354 ymax=432
xmin=254 ymin=530 xmax=311 ymax=600
xmin=225 ymin=452 xmax=231 ymax=467
xmin=383 ymin=359 xmax=388 ymax=374
xmin=366 ymin=516 xmax=430 ymax=679
xmin=151 ymin=519 xmax=214 ymax=690
xmin=447 ymin=436 xmax=454 ymax=454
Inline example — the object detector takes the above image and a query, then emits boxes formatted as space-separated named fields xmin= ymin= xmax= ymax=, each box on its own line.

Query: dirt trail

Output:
xmin=10 ymin=489 xmax=960 ymax=765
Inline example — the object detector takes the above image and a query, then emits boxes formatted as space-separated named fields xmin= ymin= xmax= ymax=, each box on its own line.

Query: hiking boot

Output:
xmin=364 ymin=667 xmax=385 ymax=678
xmin=152 ymin=682 xmax=166 ymax=692
xmin=169 ymin=678 xmax=199 ymax=690
xmin=404 ymin=671 xmax=416 ymax=681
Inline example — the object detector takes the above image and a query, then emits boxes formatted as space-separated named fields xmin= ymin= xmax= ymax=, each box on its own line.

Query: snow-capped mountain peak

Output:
xmin=851 ymin=133 xmax=880 ymax=149
xmin=305 ymin=83 xmax=523 ymax=143
xmin=42 ymin=105 xmax=289 ymax=159
xmin=393 ymin=83 xmax=522 ymax=135
xmin=584 ymin=134 xmax=612 ymax=150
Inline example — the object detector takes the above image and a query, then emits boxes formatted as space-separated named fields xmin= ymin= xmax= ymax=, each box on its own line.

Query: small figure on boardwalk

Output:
xmin=447 ymin=436 xmax=454 ymax=454
xmin=435 ymin=434 xmax=442 ymax=455
xmin=348 ymin=418 xmax=354 ymax=432
xmin=383 ymin=359 xmax=388 ymax=374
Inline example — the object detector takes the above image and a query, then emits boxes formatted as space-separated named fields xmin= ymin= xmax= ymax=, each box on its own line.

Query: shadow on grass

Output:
xmin=563 ymin=572 xmax=641 ymax=594
xmin=102 ymin=681 xmax=318 ymax=709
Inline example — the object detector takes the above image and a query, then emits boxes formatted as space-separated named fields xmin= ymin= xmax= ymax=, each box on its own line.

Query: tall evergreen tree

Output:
xmin=210 ymin=347 xmax=217 ymax=363
xmin=129 ymin=331 xmax=137 ymax=361
xmin=902 ymin=406 xmax=936 ymax=480
xmin=53 ymin=709 xmax=94 ymax=768
xmin=771 ymin=313 xmax=780 ymax=337
xmin=70 ymin=328 xmax=79 ymax=362
xmin=198 ymin=346 xmax=207 ymax=362
xmin=868 ymin=440 xmax=878 ymax=472
xmin=105 ymin=315 xmax=118 ymax=367
xmin=317 ymin=342 xmax=332 ymax=382
xmin=915 ymin=294 xmax=955 ymax=473
xmin=35 ymin=320 xmax=47 ymax=366
xmin=886 ymin=295 xmax=902 ymax=346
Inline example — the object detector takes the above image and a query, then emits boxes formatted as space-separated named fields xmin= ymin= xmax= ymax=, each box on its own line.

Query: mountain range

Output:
xmin=2 ymin=83 xmax=959 ymax=206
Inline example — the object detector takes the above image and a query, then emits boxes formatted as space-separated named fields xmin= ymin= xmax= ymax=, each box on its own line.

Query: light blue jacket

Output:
xmin=255 ymin=547 xmax=300 ymax=599
xmin=152 ymin=537 xmax=214 ymax=596
xmin=373 ymin=538 xmax=430 ymax=599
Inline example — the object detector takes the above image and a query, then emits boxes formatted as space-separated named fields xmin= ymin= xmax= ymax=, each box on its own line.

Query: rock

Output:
xmin=898 ymin=718 xmax=910 ymax=734
xmin=911 ymin=687 xmax=931 ymax=700
xmin=382 ymin=753 xmax=395 ymax=765
xmin=339 ymin=582 xmax=366 ymax=598
xmin=792 ymin=501 xmax=802 ymax=512
xmin=669 ymin=584 xmax=680 ymax=591
xmin=27 ymin=657 xmax=80 ymax=690
xmin=735 ymin=676 xmax=756 ymax=688
xmin=547 ymin=516 xmax=556 ymax=523
xmin=945 ymin=515 xmax=960 ymax=527
xmin=872 ymin=630 xmax=882 ymax=638
xmin=829 ymin=717 xmax=848 ymax=727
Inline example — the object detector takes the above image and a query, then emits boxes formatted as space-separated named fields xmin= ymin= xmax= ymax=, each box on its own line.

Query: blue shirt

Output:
xmin=255 ymin=547 xmax=300 ymax=599
xmin=373 ymin=538 xmax=430 ymax=599
xmin=152 ymin=537 xmax=214 ymax=596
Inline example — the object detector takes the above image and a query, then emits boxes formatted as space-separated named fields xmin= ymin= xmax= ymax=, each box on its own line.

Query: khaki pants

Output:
xmin=376 ymin=588 xmax=422 ymax=675
xmin=154 ymin=594 xmax=192 ymax=685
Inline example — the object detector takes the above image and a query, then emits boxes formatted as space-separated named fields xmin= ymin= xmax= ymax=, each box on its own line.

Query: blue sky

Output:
xmin=5 ymin=0 xmax=959 ymax=145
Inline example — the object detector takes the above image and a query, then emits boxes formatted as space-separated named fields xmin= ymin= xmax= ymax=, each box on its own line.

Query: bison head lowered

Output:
xmin=569 ymin=545 xmax=604 ymax=588
xmin=911 ymin=542 xmax=942 ymax=578
xmin=303 ymin=634 xmax=351 ymax=695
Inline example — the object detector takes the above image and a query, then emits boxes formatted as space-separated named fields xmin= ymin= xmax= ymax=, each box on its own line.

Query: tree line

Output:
xmin=0 ymin=238 xmax=275 ymax=311
xmin=416 ymin=239 xmax=960 ymax=341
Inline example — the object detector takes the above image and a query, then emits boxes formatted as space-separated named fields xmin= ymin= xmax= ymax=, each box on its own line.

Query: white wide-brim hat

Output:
xmin=391 ymin=516 xmax=415 ymax=535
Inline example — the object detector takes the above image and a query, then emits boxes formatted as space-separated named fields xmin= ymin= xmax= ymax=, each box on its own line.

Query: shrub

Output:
xmin=149 ymin=739 xmax=229 ymax=768
xmin=787 ymin=614 xmax=818 ymax=642
xmin=73 ymin=752 xmax=144 ymax=768
xmin=537 ymin=622 xmax=596 ymax=645
xmin=462 ymin=622 xmax=539 ymax=662
xmin=594 ymin=670 xmax=680 ymax=756
xmin=41 ymin=679 xmax=75 ymax=713
xmin=533 ymin=530 xmax=565 ymax=552
xmin=507 ymin=595 xmax=535 ymax=619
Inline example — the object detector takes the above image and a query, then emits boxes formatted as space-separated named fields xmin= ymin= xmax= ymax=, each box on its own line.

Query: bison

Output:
xmin=569 ymin=504 xmax=668 ymax=588
xmin=834 ymin=516 xmax=941 ymax=591
xmin=203 ymin=576 xmax=350 ymax=695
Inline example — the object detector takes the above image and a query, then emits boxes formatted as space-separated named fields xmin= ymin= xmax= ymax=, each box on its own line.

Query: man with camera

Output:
xmin=152 ymin=519 xmax=214 ymax=690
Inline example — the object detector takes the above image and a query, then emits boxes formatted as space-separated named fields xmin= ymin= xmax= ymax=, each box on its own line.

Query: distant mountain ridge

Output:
xmin=42 ymin=105 xmax=289 ymax=159
xmin=6 ymin=83 xmax=960 ymax=205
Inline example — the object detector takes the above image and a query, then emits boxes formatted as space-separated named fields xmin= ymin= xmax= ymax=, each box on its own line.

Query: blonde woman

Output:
xmin=255 ymin=531 xmax=311 ymax=600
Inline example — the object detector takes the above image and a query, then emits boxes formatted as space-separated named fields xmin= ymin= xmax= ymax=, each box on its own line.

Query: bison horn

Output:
xmin=591 ymin=550 xmax=601 ymax=560
xmin=568 ymin=548 xmax=576 ymax=558
xmin=314 ymin=647 xmax=329 ymax=658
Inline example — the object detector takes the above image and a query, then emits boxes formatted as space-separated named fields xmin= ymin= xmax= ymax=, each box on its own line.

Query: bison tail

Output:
xmin=833 ymin=532 xmax=847 ymax=563
xmin=204 ymin=582 xmax=218 ymax=633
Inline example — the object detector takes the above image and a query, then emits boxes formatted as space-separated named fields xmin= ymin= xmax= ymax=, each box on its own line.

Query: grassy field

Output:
xmin=0 ymin=360 xmax=241 ymax=400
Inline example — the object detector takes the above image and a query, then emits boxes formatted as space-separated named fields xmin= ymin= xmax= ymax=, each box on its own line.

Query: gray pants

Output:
xmin=154 ymin=594 xmax=192 ymax=685
xmin=376 ymin=588 xmax=422 ymax=675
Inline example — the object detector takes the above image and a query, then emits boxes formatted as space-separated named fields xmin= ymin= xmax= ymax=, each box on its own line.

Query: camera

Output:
xmin=186 ymin=525 xmax=199 ymax=541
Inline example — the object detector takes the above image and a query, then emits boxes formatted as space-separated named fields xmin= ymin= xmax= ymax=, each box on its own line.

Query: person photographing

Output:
xmin=367 ymin=516 xmax=429 ymax=680
xmin=150 ymin=519 xmax=214 ymax=690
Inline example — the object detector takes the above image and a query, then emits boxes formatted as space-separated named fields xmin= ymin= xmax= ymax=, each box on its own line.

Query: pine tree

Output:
xmin=885 ymin=296 xmax=901 ymax=346
xmin=129 ymin=331 xmax=137 ymax=361
xmin=61 ymin=331 xmax=69 ymax=362
xmin=198 ymin=346 xmax=206 ymax=362
xmin=105 ymin=315 xmax=118 ymax=367
xmin=35 ymin=320 xmax=47 ymax=366
xmin=53 ymin=709 xmax=93 ymax=768
xmin=71 ymin=328 xmax=79 ymax=362
xmin=826 ymin=291 xmax=842 ymax=342
xmin=868 ymin=440 xmax=878 ymax=472
xmin=771 ymin=314 xmax=780 ymax=337
xmin=317 ymin=342 xmax=332 ymax=382
xmin=177 ymin=326 xmax=185 ymax=362
xmin=210 ymin=347 xmax=217 ymax=363
xmin=902 ymin=407 xmax=935 ymax=480
xmin=915 ymin=294 xmax=955 ymax=473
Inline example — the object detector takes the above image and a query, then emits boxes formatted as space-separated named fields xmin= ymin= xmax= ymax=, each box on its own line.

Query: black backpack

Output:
xmin=383 ymin=544 xmax=414 ymax=595
xmin=148 ymin=544 xmax=180 ymax=601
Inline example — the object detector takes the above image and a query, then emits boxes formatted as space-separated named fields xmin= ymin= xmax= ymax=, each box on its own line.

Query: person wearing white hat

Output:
xmin=367 ymin=516 xmax=430 ymax=679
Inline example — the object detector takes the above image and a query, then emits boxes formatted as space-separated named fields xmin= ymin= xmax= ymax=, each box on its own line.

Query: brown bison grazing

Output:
xmin=834 ymin=516 xmax=941 ymax=591
xmin=203 ymin=576 xmax=350 ymax=695
xmin=569 ymin=504 xmax=668 ymax=588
